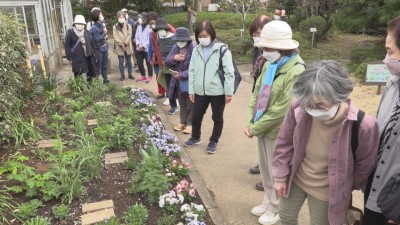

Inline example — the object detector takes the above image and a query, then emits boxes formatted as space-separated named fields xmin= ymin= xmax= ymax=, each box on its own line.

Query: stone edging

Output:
xmin=155 ymin=99 xmax=228 ymax=225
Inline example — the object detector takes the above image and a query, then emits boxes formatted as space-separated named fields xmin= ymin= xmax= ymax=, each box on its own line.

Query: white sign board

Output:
xmin=208 ymin=4 xmax=220 ymax=12
xmin=310 ymin=27 xmax=317 ymax=32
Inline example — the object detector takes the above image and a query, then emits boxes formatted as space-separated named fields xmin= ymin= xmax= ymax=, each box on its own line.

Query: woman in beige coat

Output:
xmin=113 ymin=11 xmax=134 ymax=81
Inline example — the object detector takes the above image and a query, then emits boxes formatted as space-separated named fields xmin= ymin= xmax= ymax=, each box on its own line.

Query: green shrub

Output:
xmin=16 ymin=199 xmax=43 ymax=221
xmin=23 ymin=216 xmax=51 ymax=225
xmin=298 ymin=16 xmax=329 ymax=40
xmin=96 ymin=217 xmax=121 ymax=225
xmin=217 ymin=29 xmax=253 ymax=63
xmin=350 ymin=41 xmax=385 ymax=64
xmin=52 ymin=204 xmax=70 ymax=220
xmin=156 ymin=214 xmax=176 ymax=225
xmin=165 ymin=12 xmax=256 ymax=31
xmin=0 ymin=11 xmax=32 ymax=145
xmin=124 ymin=203 xmax=148 ymax=225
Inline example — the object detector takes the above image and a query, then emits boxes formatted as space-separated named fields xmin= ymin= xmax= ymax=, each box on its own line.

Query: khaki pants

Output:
xmin=279 ymin=183 xmax=329 ymax=225
xmin=258 ymin=136 xmax=279 ymax=210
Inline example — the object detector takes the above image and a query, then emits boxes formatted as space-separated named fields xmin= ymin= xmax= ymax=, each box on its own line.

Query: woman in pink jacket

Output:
xmin=272 ymin=60 xmax=380 ymax=225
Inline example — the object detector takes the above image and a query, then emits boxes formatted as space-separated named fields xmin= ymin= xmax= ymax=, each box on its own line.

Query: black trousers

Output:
xmin=191 ymin=95 xmax=226 ymax=143
xmin=135 ymin=50 xmax=153 ymax=77
xmin=74 ymin=56 xmax=95 ymax=82
xmin=363 ymin=169 xmax=391 ymax=225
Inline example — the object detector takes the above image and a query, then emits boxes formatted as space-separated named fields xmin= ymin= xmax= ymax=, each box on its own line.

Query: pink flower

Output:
xmin=180 ymin=179 xmax=189 ymax=189
xmin=186 ymin=163 xmax=191 ymax=169
xmin=190 ymin=183 xmax=196 ymax=189
xmin=189 ymin=189 xmax=196 ymax=197
xmin=176 ymin=186 xmax=182 ymax=195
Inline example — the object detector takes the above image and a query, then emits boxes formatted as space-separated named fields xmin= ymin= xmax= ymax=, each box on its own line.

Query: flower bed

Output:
xmin=0 ymin=77 xmax=214 ymax=225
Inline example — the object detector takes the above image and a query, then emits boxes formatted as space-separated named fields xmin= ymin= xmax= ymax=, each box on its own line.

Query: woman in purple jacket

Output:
xmin=165 ymin=27 xmax=195 ymax=134
xmin=272 ymin=60 xmax=379 ymax=225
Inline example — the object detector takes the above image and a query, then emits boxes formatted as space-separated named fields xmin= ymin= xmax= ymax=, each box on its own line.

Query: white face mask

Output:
xmin=75 ymin=24 xmax=85 ymax=31
xmin=157 ymin=29 xmax=167 ymax=38
xmin=198 ymin=37 xmax=211 ymax=46
xmin=305 ymin=104 xmax=339 ymax=121
xmin=253 ymin=37 xmax=262 ymax=44
xmin=383 ymin=54 xmax=400 ymax=76
xmin=176 ymin=41 xmax=187 ymax=48
xmin=138 ymin=18 xmax=143 ymax=24
xmin=99 ymin=15 xmax=104 ymax=22
xmin=118 ymin=18 xmax=125 ymax=24
xmin=262 ymin=51 xmax=281 ymax=63
xmin=274 ymin=15 xmax=281 ymax=20
xmin=150 ymin=24 xmax=156 ymax=29
xmin=125 ymin=14 xmax=129 ymax=19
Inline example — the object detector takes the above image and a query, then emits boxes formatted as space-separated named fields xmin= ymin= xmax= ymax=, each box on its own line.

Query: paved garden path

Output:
xmin=57 ymin=54 xmax=366 ymax=225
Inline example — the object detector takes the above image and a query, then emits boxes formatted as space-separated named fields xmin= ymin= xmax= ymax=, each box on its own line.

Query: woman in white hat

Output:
xmin=64 ymin=15 xmax=96 ymax=82
xmin=245 ymin=20 xmax=305 ymax=225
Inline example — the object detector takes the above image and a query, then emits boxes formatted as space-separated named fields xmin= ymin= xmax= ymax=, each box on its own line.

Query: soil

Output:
xmin=0 ymin=91 xmax=215 ymax=225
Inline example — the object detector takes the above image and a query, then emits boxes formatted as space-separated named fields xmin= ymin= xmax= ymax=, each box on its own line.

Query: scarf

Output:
xmin=253 ymin=54 xmax=298 ymax=122
xmin=73 ymin=27 xmax=87 ymax=56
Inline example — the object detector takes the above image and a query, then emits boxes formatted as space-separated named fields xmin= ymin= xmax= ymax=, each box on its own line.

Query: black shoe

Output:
xmin=156 ymin=94 xmax=165 ymax=99
xmin=103 ymin=79 xmax=110 ymax=84
xmin=184 ymin=138 xmax=201 ymax=147
xmin=120 ymin=76 xmax=125 ymax=81
xmin=207 ymin=142 xmax=217 ymax=154
xmin=256 ymin=182 xmax=264 ymax=191
xmin=128 ymin=75 xmax=135 ymax=80
xmin=250 ymin=164 xmax=260 ymax=174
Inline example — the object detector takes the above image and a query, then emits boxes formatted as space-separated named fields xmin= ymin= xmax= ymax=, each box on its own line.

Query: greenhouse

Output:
xmin=0 ymin=0 xmax=73 ymax=72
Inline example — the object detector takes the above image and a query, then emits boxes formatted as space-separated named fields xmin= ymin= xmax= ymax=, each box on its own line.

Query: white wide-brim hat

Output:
xmin=254 ymin=20 xmax=299 ymax=50
xmin=73 ymin=15 xmax=86 ymax=25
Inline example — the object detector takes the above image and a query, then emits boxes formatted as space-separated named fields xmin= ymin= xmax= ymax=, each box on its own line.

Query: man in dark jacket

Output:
xmin=64 ymin=15 xmax=96 ymax=82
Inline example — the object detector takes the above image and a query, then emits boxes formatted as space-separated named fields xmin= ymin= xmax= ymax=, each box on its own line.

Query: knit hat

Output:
xmin=73 ymin=15 xmax=86 ymax=25
xmin=172 ymin=27 xmax=192 ymax=41
xmin=254 ymin=20 xmax=299 ymax=50
xmin=153 ymin=18 xmax=170 ymax=32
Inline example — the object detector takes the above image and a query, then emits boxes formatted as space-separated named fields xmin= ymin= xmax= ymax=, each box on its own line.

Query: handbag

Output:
xmin=377 ymin=173 xmax=400 ymax=223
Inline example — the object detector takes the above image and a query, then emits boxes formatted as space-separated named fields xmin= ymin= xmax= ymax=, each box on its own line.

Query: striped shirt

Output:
xmin=366 ymin=76 xmax=400 ymax=213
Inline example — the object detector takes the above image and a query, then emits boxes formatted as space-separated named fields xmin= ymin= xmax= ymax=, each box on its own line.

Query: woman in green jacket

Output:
xmin=245 ymin=21 xmax=305 ymax=225
xmin=183 ymin=20 xmax=235 ymax=154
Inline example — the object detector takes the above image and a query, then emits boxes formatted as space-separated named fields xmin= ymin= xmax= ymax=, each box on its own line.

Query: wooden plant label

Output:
xmin=95 ymin=101 xmax=112 ymax=106
xmin=35 ymin=164 xmax=49 ymax=174
xmin=104 ymin=152 xmax=128 ymax=165
xmin=81 ymin=200 xmax=115 ymax=225
xmin=87 ymin=119 xmax=98 ymax=126
xmin=37 ymin=139 xmax=57 ymax=148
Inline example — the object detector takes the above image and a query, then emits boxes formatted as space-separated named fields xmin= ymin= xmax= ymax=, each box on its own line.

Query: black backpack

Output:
xmin=217 ymin=46 xmax=241 ymax=94
xmin=350 ymin=110 xmax=365 ymax=225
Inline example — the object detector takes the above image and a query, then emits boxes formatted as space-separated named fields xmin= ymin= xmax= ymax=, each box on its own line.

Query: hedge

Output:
xmin=0 ymin=11 xmax=31 ymax=144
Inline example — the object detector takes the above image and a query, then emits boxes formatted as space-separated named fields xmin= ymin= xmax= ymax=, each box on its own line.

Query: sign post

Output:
xmin=310 ymin=27 xmax=317 ymax=48
xmin=365 ymin=64 xmax=392 ymax=94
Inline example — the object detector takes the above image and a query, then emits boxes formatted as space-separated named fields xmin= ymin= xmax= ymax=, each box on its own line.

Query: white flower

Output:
xmin=194 ymin=204 xmax=204 ymax=211
xmin=177 ymin=194 xmax=184 ymax=203
xmin=159 ymin=198 xmax=165 ymax=208
xmin=166 ymin=172 xmax=172 ymax=176
xmin=169 ymin=198 xmax=177 ymax=205
xmin=180 ymin=204 xmax=190 ymax=212
xmin=186 ymin=211 xmax=194 ymax=218
xmin=165 ymin=197 xmax=171 ymax=203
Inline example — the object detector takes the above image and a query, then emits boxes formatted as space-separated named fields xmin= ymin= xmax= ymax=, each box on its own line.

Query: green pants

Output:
xmin=279 ymin=182 xmax=329 ymax=225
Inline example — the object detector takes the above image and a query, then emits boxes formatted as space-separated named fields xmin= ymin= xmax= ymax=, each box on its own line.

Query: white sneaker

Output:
xmin=176 ymin=99 xmax=180 ymax=107
xmin=258 ymin=211 xmax=280 ymax=225
xmin=251 ymin=204 xmax=268 ymax=217
xmin=163 ymin=98 xmax=170 ymax=106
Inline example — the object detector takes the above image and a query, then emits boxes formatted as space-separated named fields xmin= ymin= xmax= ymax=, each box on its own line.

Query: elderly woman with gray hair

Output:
xmin=272 ymin=60 xmax=380 ymax=225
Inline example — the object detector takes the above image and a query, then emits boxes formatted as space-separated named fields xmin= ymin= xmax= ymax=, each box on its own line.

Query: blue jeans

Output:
xmin=95 ymin=48 xmax=109 ymax=81
xmin=118 ymin=54 xmax=132 ymax=77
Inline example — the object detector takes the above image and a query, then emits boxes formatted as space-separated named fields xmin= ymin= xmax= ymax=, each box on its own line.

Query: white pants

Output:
xmin=258 ymin=136 xmax=280 ymax=210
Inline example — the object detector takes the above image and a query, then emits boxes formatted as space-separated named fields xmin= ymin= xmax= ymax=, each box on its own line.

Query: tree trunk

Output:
xmin=317 ymin=15 xmax=332 ymax=40
xmin=194 ymin=0 xmax=202 ymax=12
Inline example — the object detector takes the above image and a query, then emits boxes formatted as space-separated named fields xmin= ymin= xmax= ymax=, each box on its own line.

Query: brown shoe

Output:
xmin=173 ymin=123 xmax=185 ymax=131
xmin=256 ymin=182 xmax=264 ymax=191
xmin=250 ymin=164 xmax=260 ymax=174
xmin=182 ymin=125 xmax=192 ymax=134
